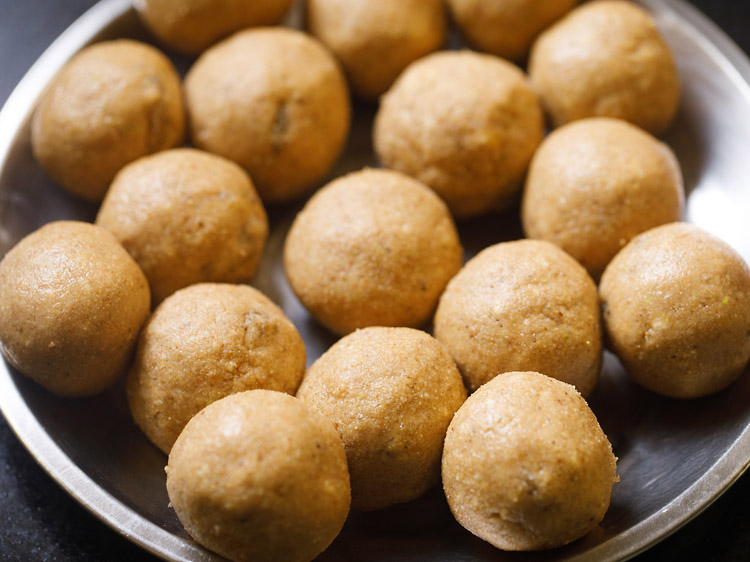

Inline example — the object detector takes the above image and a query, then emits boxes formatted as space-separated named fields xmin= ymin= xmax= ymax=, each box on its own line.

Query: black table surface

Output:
xmin=1 ymin=1 xmax=749 ymax=561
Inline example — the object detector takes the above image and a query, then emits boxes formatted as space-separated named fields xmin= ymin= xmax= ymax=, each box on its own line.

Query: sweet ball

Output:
xmin=283 ymin=168 xmax=462 ymax=335
xmin=166 ymin=390 xmax=350 ymax=562
xmin=599 ymin=223 xmax=750 ymax=398
xmin=31 ymin=40 xmax=184 ymax=202
xmin=96 ymin=148 xmax=268 ymax=305
xmin=522 ymin=117 xmax=684 ymax=280
xmin=127 ymin=283 xmax=305 ymax=453
xmin=185 ymin=28 xmax=351 ymax=204
xmin=434 ymin=239 xmax=601 ymax=397
xmin=135 ymin=0 xmax=294 ymax=54
xmin=446 ymin=0 xmax=577 ymax=61
xmin=306 ymin=0 xmax=446 ymax=99
xmin=442 ymin=371 xmax=618 ymax=551
xmin=374 ymin=50 xmax=543 ymax=218
xmin=0 ymin=221 xmax=150 ymax=396
xmin=297 ymin=327 xmax=466 ymax=510
xmin=529 ymin=0 xmax=680 ymax=135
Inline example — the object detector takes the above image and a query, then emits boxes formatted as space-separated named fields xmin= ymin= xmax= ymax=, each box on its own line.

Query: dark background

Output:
xmin=0 ymin=1 xmax=749 ymax=561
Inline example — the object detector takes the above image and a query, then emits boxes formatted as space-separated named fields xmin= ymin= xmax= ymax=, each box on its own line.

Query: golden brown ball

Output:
xmin=283 ymin=168 xmax=463 ymax=335
xmin=96 ymin=148 xmax=268 ymax=304
xmin=447 ymin=0 xmax=577 ymax=61
xmin=306 ymin=0 xmax=446 ymax=99
xmin=599 ymin=223 xmax=750 ymax=398
xmin=528 ymin=0 xmax=680 ymax=135
xmin=128 ymin=283 xmax=306 ymax=453
xmin=374 ymin=50 xmax=543 ymax=218
xmin=0 ymin=221 xmax=150 ymax=397
xmin=185 ymin=28 xmax=351 ymax=204
xmin=434 ymin=239 xmax=601 ymax=396
xmin=31 ymin=40 xmax=184 ymax=202
xmin=522 ymin=117 xmax=684 ymax=280
xmin=442 ymin=371 xmax=618 ymax=551
xmin=297 ymin=327 xmax=466 ymax=510
xmin=166 ymin=390 xmax=350 ymax=562
xmin=135 ymin=0 xmax=294 ymax=54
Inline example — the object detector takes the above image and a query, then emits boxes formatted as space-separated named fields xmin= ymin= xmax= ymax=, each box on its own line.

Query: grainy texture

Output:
xmin=522 ymin=117 xmax=684 ymax=280
xmin=599 ymin=222 xmax=750 ymax=398
xmin=2 ymin=2 xmax=749 ymax=561
xmin=447 ymin=0 xmax=577 ymax=61
xmin=297 ymin=327 xmax=466 ymax=511
xmin=96 ymin=148 xmax=268 ymax=304
xmin=185 ymin=28 xmax=350 ymax=204
xmin=31 ymin=40 xmax=184 ymax=201
xmin=306 ymin=0 xmax=446 ymax=99
xmin=374 ymin=50 xmax=543 ymax=218
xmin=166 ymin=390 xmax=350 ymax=562
xmin=284 ymin=168 xmax=462 ymax=335
xmin=0 ymin=221 xmax=150 ymax=396
xmin=442 ymin=371 xmax=618 ymax=551
xmin=434 ymin=239 xmax=601 ymax=396
xmin=529 ymin=0 xmax=680 ymax=135
xmin=128 ymin=283 xmax=305 ymax=453
xmin=134 ymin=0 xmax=294 ymax=54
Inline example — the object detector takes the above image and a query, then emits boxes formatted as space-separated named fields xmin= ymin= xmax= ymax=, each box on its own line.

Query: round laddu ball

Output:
xmin=374 ymin=50 xmax=543 ymax=218
xmin=0 ymin=221 xmax=150 ymax=397
xmin=185 ymin=28 xmax=351 ymax=204
xmin=128 ymin=283 xmax=306 ymax=453
xmin=96 ymin=148 xmax=268 ymax=304
xmin=446 ymin=0 xmax=577 ymax=62
xmin=434 ymin=239 xmax=601 ymax=396
xmin=528 ymin=0 xmax=680 ymax=135
xmin=522 ymin=118 xmax=684 ymax=280
xmin=283 ymin=168 xmax=463 ymax=335
xmin=599 ymin=223 xmax=750 ymax=398
xmin=442 ymin=371 xmax=618 ymax=551
xmin=296 ymin=327 xmax=466 ymax=511
xmin=306 ymin=0 xmax=446 ymax=100
xmin=31 ymin=40 xmax=184 ymax=202
xmin=167 ymin=390 xmax=350 ymax=562
xmin=135 ymin=0 xmax=294 ymax=54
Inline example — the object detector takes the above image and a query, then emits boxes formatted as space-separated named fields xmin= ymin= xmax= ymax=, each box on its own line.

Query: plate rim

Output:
xmin=0 ymin=3 xmax=218 ymax=560
xmin=0 ymin=1 xmax=749 ymax=561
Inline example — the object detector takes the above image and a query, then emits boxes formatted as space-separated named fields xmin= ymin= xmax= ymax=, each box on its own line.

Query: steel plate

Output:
xmin=0 ymin=1 xmax=749 ymax=561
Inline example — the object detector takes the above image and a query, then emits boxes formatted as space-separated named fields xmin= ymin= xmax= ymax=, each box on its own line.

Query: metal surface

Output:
xmin=0 ymin=1 xmax=749 ymax=561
